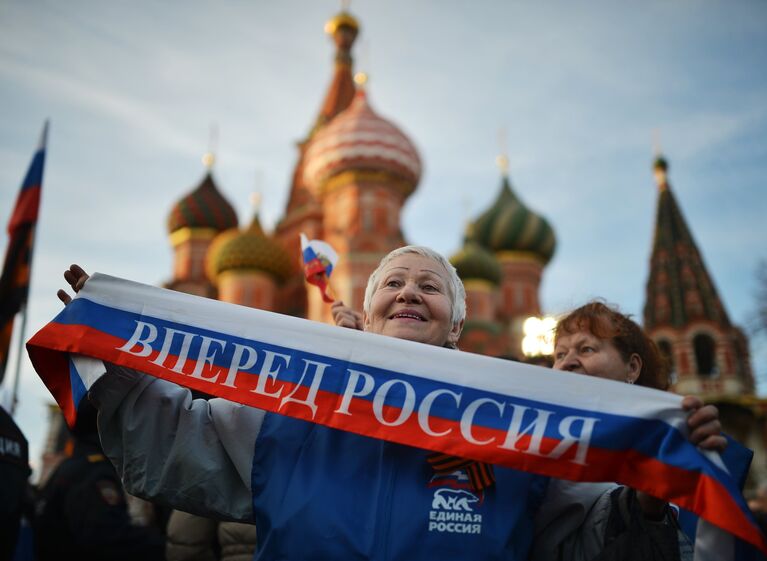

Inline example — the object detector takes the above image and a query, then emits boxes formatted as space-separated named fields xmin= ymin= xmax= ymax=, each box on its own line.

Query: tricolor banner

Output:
xmin=26 ymin=274 xmax=766 ymax=557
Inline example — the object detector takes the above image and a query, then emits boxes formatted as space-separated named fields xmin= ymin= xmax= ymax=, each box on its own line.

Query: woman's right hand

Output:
xmin=331 ymin=301 xmax=363 ymax=331
xmin=57 ymin=264 xmax=90 ymax=305
xmin=682 ymin=395 xmax=726 ymax=452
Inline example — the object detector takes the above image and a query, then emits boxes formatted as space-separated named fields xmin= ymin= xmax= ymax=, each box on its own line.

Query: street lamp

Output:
xmin=521 ymin=316 xmax=557 ymax=357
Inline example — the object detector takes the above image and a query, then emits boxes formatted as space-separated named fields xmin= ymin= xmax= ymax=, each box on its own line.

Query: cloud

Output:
xmin=0 ymin=57 xmax=200 ymax=157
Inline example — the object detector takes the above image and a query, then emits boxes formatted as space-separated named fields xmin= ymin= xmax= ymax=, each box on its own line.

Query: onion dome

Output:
xmin=466 ymin=173 xmax=556 ymax=264
xmin=167 ymin=167 xmax=238 ymax=235
xmin=302 ymin=83 xmax=422 ymax=196
xmin=206 ymin=214 xmax=293 ymax=284
xmin=450 ymin=242 xmax=502 ymax=285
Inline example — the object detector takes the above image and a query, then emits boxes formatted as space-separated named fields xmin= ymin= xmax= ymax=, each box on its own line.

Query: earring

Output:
xmin=627 ymin=378 xmax=635 ymax=384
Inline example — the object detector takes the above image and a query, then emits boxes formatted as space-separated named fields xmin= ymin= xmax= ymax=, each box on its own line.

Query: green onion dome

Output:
xmin=466 ymin=175 xmax=556 ymax=264
xmin=450 ymin=242 xmax=502 ymax=285
xmin=206 ymin=215 xmax=293 ymax=283
xmin=168 ymin=172 xmax=239 ymax=234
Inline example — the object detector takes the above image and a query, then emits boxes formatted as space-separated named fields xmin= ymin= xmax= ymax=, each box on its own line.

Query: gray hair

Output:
xmin=363 ymin=245 xmax=466 ymax=325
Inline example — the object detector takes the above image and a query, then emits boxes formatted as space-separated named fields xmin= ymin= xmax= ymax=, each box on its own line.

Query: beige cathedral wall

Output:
xmin=464 ymin=282 xmax=497 ymax=323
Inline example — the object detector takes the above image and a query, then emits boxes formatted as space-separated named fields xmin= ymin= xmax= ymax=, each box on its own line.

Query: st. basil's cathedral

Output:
xmin=165 ymin=10 xmax=557 ymax=357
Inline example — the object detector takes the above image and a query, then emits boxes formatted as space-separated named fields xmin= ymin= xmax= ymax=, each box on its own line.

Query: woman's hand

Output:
xmin=682 ymin=395 xmax=726 ymax=452
xmin=57 ymin=264 xmax=90 ymax=305
xmin=637 ymin=396 xmax=726 ymax=518
xmin=331 ymin=301 xmax=363 ymax=331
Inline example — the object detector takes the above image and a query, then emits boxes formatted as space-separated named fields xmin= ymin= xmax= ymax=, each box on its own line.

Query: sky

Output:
xmin=1 ymin=0 xmax=766 ymax=478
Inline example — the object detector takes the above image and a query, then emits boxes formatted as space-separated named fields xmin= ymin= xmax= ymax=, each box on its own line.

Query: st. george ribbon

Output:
xmin=26 ymin=273 xmax=767 ymax=557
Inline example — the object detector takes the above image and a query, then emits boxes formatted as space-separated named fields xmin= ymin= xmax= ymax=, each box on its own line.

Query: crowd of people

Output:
xmin=2 ymin=245 xmax=763 ymax=560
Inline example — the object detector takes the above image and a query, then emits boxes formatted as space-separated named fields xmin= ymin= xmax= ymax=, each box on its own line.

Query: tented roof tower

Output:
xmin=643 ymin=155 xmax=754 ymax=398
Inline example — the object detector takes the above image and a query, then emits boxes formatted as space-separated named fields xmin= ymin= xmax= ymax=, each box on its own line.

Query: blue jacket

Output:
xmin=253 ymin=414 xmax=548 ymax=560
xmin=93 ymin=364 xmax=549 ymax=561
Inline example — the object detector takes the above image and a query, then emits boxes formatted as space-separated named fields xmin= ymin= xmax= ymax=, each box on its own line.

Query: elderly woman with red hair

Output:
xmin=531 ymin=301 xmax=726 ymax=561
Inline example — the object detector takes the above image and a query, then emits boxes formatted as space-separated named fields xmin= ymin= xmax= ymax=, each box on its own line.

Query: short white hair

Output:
xmin=363 ymin=246 xmax=466 ymax=325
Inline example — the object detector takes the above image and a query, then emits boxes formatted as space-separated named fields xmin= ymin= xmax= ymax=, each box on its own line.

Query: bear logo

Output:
xmin=431 ymin=488 xmax=479 ymax=512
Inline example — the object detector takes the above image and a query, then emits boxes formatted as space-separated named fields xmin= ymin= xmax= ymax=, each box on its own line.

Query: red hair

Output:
xmin=554 ymin=301 xmax=669 ymax=390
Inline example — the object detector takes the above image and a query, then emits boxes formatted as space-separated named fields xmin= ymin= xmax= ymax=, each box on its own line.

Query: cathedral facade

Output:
xmin=164 ymin=9 xmax=558 ymax=361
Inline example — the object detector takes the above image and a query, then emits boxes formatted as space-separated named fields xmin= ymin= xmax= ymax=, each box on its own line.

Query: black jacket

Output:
xmin=0 ymin=405 xmax=30 ymax=561
xmin=35 ymin=436 xmax=164 ymax=561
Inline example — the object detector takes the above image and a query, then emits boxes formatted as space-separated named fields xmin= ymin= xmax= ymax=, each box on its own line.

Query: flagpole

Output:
xmin=9 ymin=303 xmax=27 ymax=416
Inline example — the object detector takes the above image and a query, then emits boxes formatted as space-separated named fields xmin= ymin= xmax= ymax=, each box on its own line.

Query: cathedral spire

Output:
xmin=643 ymin=154 xmax=729 ymax=330
xmin=202 ymin=123 xmax=218 ymax=170
xmin=312 ymin=9 xmax=359 ymax=135
xmin=495 ymin=154 xmax=510 ymax=178
xmin=496 ymin=127 xmax=510 ymax=178
xmin=642 ymin=154 xmax=755 ymax=397
xmin=653 ymin=154 xmax=669 ymax=191
xmin=280 ymin=9 xmax=361 ymax=220
xmin=353 ymin=71 xmax=368 ymax=90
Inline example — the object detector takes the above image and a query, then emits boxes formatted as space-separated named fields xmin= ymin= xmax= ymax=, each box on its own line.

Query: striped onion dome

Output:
xmin=168 ymin=172 xmax=238 ymax=234
xmin=206 ymin=215 xmax=293 ymax=283
xmin=302 ymin=89 xmax=422 ymax=193
xmin=466 ymin=175 xmax=556 ymax=264
xmin=450 ymin=242 xmax=502 ymax=285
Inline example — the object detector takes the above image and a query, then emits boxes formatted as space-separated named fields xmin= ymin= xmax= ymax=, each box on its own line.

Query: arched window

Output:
xmin=693 ymin=333 xmax=717 ymax=377
xmin=657 ymin=339 xmax=675 ymax=384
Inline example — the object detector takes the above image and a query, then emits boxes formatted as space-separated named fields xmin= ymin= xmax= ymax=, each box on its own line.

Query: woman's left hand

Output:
xmin=57 ymin=264 xmax=90 ymax=306
xmin=682 ymin=395 xmax=726 ymax=452
xmin=331 ymin=301 xmax=364 ymax=331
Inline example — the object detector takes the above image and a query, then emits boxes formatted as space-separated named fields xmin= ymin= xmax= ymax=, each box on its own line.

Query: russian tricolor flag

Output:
xmin=0 ymin=121 xmax=48 ymax=382
xmin=7 ymin=122 xmax=48 ymax=234
xmin=300 ymin=233 xmax=338 ymax=303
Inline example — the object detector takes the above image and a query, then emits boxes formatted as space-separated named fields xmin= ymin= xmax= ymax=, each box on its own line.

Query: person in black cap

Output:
xmin=34 ymin=398 xmax=165 ymax=561
xmin=0 ymin=403 xmax=31 ymax=561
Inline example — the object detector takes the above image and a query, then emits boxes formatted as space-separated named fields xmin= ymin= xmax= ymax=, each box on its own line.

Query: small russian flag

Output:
xmin=300 ymin=233 xmax=338 ymax=303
